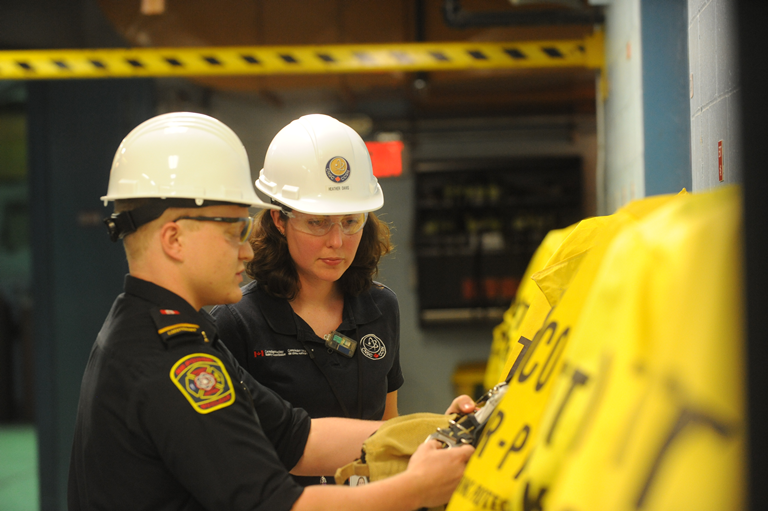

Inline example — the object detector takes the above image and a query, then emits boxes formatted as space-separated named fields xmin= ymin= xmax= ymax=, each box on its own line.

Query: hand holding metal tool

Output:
xmin=426 ymin=382 xmax=509 ymax=448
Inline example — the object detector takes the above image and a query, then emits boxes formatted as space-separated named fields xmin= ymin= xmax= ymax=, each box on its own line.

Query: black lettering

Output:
xmin=535 ymin=327 xmax=570 ymax=391
xmin=465 ymin=483 xmax=510 ymax=511
xmin=471 ymin=485 xmax=490 ymax=506
xmin=492 ymin=326 xmax=510 ymax=372
xmin=498 ymin=424 xmax=530 ymax=470
xmin=510 ymin=301 xmax=530 ymax=331
xmin=456 ymin=476 xmax=475 ymax=497
xmin=522 ymin=482 xmax=547 ymax=511
xmin=545 ymin=367 xmax=589 ymax=444
xmin=570 ymin=353 xmax=613 ymax=451
xmin=505 ymin=336 xmax=533 ymax=383
xmin=480 ymin=489 xmax=492 ymax=508
xmin=635 ymin=404 xmax=737 ymax=509
xmin=477 ymin=410 xmax=504 ymax=457
xmin=519 ymin=322 xmax=556 ymax=384
xmin=470 ymin=486 xmax=481 ymax=504
xmin=614 ymin=362 xmax=649 ymax=465
xmin=514 ymin=448 xmax=534 ymax=479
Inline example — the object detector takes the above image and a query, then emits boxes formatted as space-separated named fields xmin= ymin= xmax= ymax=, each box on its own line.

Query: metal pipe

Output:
xmin=442 ymin=0 xmax=604 ymax=28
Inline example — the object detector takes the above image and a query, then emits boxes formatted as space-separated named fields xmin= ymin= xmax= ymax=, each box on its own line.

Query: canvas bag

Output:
xmin=335 ymin=413 xmax=454 ymax=511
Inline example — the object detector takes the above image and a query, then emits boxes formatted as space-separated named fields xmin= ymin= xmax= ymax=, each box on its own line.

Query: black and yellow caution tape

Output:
xmin=0 ymin=33 xmax=603 ymax=80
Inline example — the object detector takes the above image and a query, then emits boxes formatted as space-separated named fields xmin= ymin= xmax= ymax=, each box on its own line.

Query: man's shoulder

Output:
xmin=102 ymin=294 xmax=158 ymax=344
xmin=104 ymin=293 xmax=211 ymax=355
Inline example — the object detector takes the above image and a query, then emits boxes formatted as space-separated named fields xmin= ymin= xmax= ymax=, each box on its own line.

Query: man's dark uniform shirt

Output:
xmin=68 ymin=276 xmax=311 ymax=511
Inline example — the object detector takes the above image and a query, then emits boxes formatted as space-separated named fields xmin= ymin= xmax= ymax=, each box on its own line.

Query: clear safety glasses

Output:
xmin=174 ymin=216 xmax=254 ymax=243
xmin=284 ymin=211 xmax=368 ymax=236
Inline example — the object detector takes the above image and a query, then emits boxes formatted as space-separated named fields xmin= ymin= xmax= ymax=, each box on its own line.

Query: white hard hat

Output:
xmin=101 ymin=111 xmax=273 ymax=209
xmin=256 ymin=114 xmax=384 ymax=215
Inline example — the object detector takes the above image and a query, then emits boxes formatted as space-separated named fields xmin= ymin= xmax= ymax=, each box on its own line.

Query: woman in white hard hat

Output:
xmin=212 ymin=115 xmax=401 ymax=485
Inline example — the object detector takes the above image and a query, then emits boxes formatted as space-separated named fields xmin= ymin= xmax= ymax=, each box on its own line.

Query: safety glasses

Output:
xmin=283 ymin=211 xmax=368 ymax=236
xmin=173 ymin=216 xmax=254 ymax=243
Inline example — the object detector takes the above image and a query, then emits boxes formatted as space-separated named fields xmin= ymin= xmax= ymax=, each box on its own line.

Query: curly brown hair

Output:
xmin=245 ymin=209 xmax=393 ymax=300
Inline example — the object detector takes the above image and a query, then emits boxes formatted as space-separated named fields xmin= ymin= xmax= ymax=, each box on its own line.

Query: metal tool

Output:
xmin=426 ymin=382 xmax=509 ymax=448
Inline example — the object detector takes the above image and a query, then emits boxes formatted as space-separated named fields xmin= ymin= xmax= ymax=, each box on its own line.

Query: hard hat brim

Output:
xmin=255 ymin=178 xmax=383 ymax=215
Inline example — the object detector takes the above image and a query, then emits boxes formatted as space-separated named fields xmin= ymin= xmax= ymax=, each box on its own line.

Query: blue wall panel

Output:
xmin=641 ymin=0 xmax=693 ymax=195
xmin=28 ymin=79 xmax=154 ymax=510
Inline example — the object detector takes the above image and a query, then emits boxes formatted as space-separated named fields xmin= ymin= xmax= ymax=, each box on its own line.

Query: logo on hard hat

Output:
xmin=326 ymin=156 xmax=351 ymax=183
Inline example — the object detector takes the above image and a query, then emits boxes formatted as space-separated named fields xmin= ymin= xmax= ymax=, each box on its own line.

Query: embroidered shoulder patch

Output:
xmin=170 ymin=353 xmax=235 ymax=414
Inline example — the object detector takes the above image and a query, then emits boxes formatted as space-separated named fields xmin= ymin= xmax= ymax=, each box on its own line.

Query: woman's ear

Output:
xmin=270 ymin=210 xmax=286 ymax=236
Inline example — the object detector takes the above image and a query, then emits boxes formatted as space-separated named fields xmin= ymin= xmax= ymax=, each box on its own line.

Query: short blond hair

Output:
xmin=114 ymin=200 xmax=201 ymax=262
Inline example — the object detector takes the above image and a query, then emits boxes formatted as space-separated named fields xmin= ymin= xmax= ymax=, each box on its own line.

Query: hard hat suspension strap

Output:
xmin=103 ymin=198 xmax=237 ymax=242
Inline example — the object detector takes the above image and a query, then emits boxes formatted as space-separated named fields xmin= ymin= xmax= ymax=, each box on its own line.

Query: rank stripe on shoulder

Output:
xmin=158 ymin=323 xmax=200 ymax=336
xmin=158 ymin=323 xmax=200 ymax=335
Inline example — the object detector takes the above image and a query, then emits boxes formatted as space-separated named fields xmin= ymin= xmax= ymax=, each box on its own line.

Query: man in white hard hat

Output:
xmin=68 ymin=112 xmax=474 ymax=511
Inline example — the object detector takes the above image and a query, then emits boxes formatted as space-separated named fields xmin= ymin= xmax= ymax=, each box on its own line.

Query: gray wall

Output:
xmin=688 ymin=0 xmax=742 ymax=190
xmin=602 ymin=0 xmax=645 ymax=213
xmin=375 ymin=176 xmax=495 ymax=414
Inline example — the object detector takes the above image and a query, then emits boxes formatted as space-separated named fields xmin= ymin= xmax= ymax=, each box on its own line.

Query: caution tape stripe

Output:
xmin=0 ymin=34 xmax=603 ymax=79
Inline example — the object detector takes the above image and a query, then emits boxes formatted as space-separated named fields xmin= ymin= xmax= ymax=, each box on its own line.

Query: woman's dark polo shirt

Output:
xmin=212 ymin=280 xmax=404 ymax=421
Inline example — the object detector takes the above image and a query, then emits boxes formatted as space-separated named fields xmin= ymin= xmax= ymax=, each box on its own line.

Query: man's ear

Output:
xmin=159 ymin=221 xmax=185 ymax=261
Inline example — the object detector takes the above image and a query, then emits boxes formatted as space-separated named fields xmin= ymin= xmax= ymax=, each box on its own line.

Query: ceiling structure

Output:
xmin=93 ymin=0 xmax=604 ymax=119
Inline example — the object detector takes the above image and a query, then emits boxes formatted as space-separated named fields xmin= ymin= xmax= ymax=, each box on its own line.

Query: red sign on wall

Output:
xmin=365 ymin=141 xmax=404 ymax=178
xmin=718 ymin=140 xmax=724 ymax=182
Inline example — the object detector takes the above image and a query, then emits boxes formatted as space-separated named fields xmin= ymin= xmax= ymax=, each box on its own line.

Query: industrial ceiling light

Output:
xmin=141 ymin=0 xmax=165 ymax=16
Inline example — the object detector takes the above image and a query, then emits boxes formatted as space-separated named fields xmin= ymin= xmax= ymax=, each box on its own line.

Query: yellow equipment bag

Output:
xmin=447 ymin=192 xmax=685 ymax=511
xmin=543 ymin=185 xmax=744 ymax=511
xmin=513 ymin=192 xmax=687 ymax=508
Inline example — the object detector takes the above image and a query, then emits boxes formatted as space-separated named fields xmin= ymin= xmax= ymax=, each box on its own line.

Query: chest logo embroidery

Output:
xmin=254 ymin=349 xmax=290 ymax=357
xmin=170 ymin=353 xmax=235 ymax=414
xmin=360 ymin=334 xmax=386 ymax=360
